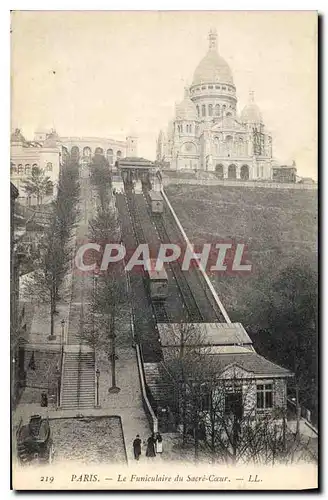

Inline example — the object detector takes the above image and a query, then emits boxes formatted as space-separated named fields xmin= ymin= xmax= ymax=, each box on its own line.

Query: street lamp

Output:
xmin=55 ymin=366 xmax=61 ymax=408
xmin=108 ymin=330 xmax=120 ymax=394
xmin=61 ymin=319 xmax=65 ymax=349
xmin=95 ymin=368 xmax=100 ymax=408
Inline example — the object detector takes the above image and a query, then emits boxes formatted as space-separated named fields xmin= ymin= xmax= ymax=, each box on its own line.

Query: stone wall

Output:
xmin=274 ymin=378 xmax=287 ymax=409
xmin=162 ymin=176 xmax=317 ymax=191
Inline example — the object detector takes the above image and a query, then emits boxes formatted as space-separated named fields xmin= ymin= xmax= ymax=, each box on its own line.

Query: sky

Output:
xmin=11 ymin=10 xmax=317 ymax=179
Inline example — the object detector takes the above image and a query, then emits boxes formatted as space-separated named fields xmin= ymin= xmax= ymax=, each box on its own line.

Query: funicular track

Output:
xmin=124 ymin=187 xmax=170 ymax=325
xmin=143 ymin=182 xmax=225 ymax=323
xmin=143 ymin=189 xmax=204 ymax=323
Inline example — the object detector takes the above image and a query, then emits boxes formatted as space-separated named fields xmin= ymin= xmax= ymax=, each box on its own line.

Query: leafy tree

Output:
xmin=22 ymin=167 xmax=54 ymax=205
xmin=89 ymin=154 xmax=111 ymax=209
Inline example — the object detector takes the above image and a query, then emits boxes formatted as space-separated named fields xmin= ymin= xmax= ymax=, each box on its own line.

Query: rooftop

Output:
xmin=158 ymin=322 xmax=253 ymax=347
xmin=207 ymin=351 xmax=293 ymax=378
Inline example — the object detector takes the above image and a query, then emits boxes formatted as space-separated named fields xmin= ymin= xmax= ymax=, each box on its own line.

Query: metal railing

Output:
xmin=287 ymin=398 xmax=318 ymax=434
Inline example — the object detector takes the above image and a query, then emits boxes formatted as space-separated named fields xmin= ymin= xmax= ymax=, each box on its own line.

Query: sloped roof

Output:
xmin=210 ymin=352 xmax=293 ymax=377
xmin=158 ymin=322 xmax=253 ymax=347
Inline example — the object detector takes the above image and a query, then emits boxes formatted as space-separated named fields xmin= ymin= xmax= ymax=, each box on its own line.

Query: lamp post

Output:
xmin=55 ymin=366 xmax=61 ymax=408
xmin=61 ymin=319 xmax=65 ymax=349
xmin=95 ymin=368 xmax=100 ymax=408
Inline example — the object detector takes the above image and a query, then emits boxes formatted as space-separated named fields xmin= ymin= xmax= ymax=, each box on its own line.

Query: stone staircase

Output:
xmin=143 ymin=362 xmax=174 ymax=407
xmin=79 ymin=352 xmax=95 ymax=408
xmin=61 ymin=351 xmax=95 ymax=409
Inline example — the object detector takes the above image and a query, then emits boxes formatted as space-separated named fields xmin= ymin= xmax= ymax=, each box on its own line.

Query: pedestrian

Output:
xmin=145 ymin=434 xmax=156 ymax=457
xmin=133 ymin=434 xmax=142 ymax=461
xmin=40 ymin=391 xmax=48 ymax=407
xmin=156 ymin=432 xmax=163 ymax=454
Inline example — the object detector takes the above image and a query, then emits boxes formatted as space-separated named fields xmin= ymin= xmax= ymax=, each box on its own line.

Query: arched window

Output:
xmin=46 ymin=162 xmax=53 ymax=172
xmin=10 ymin=163 xmax=17 ymax=175
xmin=190 ymin=124 xmax=193 ymax=134
xmin=196 ymin=105 xmax=200 ymax=117
xmin=95 ymin=147 xmax=104 ymax=154
xmin=226 ymin=112 xmax=232 ymax=117
xmin=202 ymin=105 xmax=206 ymax=117
xmin=215 ymin=104 xmax=220 ymax=116
xmin=17 ymin=164 xmax=23 ymax=174
xmin=116 ymin=150 xmax=122 ymax=160
xmin=71 ymin=146 xmax=80 ymax=162
xmin=25 ymin=164 xmax=31 ymax=175
xmin=208 ymin=104 xmax=213 ymax=117
xmin=215 ymin=164 xmax=224 ymax=179
xmin=32 ymin=163 xmax=38 ymax=174
xmin=240 ymin=164 xmax=249 ymax=180
xmin=107 ymin=148 xmax=113 ymax=165
xmin=228 ymin=164 xmax=237 ymax=179
xmin=83 ymin=146 xmax=92 ymax=158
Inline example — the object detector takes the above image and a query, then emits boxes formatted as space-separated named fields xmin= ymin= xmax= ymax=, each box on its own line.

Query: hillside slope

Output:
xmin=165 ymin=184 xmax=317 ymax=315
xmin=165 ymin=184 xmax=318 ymax=416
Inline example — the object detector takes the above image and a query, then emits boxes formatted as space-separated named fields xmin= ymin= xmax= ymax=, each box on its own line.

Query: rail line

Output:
xmin=148 ymin=205 xmax=204 ymax=323
xmin=124 ymin=187 xmax=170 ymax=324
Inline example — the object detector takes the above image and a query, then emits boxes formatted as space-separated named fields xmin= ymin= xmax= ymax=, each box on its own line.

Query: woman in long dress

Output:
xmin=145 ymin=434 xmax=156 ymax=457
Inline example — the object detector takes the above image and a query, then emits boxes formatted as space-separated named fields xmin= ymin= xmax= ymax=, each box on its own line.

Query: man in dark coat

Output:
xmin=133 ymin=435 xmax=142 ymax=460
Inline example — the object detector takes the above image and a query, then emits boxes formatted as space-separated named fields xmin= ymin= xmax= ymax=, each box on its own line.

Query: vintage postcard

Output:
xmin=10 ymin=10 xmax=318 ymax=491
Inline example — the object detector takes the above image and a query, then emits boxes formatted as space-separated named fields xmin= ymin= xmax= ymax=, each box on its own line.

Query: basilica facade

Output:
xmin=156 ymin=29 xmax=273 ymax=180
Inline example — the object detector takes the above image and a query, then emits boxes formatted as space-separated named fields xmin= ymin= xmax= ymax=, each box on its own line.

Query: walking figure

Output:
xmin=145 ymin=434 xmax=156 ymax=457
xmin=133 ymin=434 xmax=142 ymax=461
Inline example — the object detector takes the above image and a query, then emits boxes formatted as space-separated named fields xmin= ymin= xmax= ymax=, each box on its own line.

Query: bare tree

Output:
xmin=21 ymin=162 xmax=80 ymax=338
xmin=160 ymin=323 xmax=211 ymax=455
xmin=82 ymin=269 xmax=126 ymax=392
xmin=162 ymin=330 xmax=316 ymax=466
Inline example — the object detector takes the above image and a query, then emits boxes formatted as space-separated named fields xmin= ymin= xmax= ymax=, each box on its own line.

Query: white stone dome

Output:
xmin=176 ymin=89 xmax=198 ymax=121
xmin=241 ymin=103 xmax=263 ymax=124
xmin=192 ymin=29 xmax=233 ymax=86
xmin=193 ymin=51 xmax=233 ymax=86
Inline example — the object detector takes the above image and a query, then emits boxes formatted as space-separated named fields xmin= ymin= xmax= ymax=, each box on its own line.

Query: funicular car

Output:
xmin=148 ymin=190 xmax=164 ymax=215
xmin=146 ymin=258 xmax=169 ymax=300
